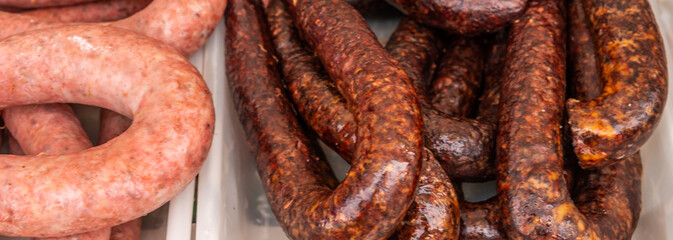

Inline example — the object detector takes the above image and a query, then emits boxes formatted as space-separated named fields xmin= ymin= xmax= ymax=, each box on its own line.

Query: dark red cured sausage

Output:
xmin=227 ymin=0 xmax=423 ymax=239
xmin=459 ymin=198 xmax=503 ymax=240
xmin=0 ymin=0 xmax=96 ymax=8
xmin=22 ymin=0 xmax=152 ymax=23
xmin=429 ymin=36 xmax=484 ymax=118
xmin=566 ymin=0 xmax=667 ymax=168
xmin=497 ymin=0 xmax=641 ymax=238
xmin=264 ymin=2 xmax=459 ymax=239
xmin=386 ymin=0 xmax=527 ymax=35
xmin=566 ymin=0 xmax=600 ymax=101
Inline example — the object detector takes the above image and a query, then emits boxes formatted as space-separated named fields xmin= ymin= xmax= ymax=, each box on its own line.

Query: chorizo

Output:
xmin=265 ymin=2 xmax=459 ymax=239
xmin=497 ymin=0 xmax=641 ymax=238
xmin=0 ymin=25 xmax=214 ymax=237
xmin=227 ymin=0 xmax=425 ymax=238
xmin=429 ymin=36 xmax=484 ymax=118
xmin=386 ymin=0 xmax=527 ymax=35
xmin=566 ymin=0 xmax=600 ymax=101
xmin=0 ymin=0 xmax=226 ymax=56
xmin=0 ymin=0 xmax=95 ymax=8
xmin=566 ymin=0 xmax=667 ymax=168
xmin=22 ymin=0 xmax=152 ymax=23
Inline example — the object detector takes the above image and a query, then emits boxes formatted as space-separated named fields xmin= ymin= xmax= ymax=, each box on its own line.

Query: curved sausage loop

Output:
xmin=498 ymin=0 xmax=641 ymax=238
xmin=0 ymin=25 xmax=215 ymax=237
xmin=0 ymin=0 xmax=227 ymax=56
xmin=0 ymin=0 xmax=95 ymax=8
xmin=264 ymin=1 xmax=459 ymax=239
xmin=566 ymin=0 xmax=667 ymax=169
xmin=386 ymin=0 xmax=527 ymax=35
xmin=227 ymin=0 xmax=424 ymax=239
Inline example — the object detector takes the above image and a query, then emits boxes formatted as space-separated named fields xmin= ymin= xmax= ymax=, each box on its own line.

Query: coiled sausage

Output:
xmin=0 ymin=25 xmax=214 ymax=237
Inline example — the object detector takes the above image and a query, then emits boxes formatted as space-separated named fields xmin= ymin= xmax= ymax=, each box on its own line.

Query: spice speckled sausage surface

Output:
xmin=387 ymin=0 xmax=527 ymax=35
xmin=498 ymin=0 xmax=642 ymax=238
xmin=265 ymin=2 xmax=459 ymax=238
xmin=566 ymin=0 xmax=667 ymax=168
xmin=567 ymin=0 xmax=600 ymax=101
xmin=0 ymin=25 xmax=214 ymax=237
xmin=228 ymin=0 xmax=425 ymax=238
xmin=429 ymin=36 xmax=484 ymax=118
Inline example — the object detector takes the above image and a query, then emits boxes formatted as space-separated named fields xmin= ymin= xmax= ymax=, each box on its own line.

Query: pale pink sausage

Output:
xmin=4 ymin=104 xmax=110 ymax=240
xmin=3 ymin=104 xmax=92 ymax=155
xmin=0 ymin=25 xmax=214 ymax=237
xmin=98 ymin=109 xmax=139 ymax=240
xmin=22 ymin=0 xmax=152 ymax=23
xmin=0 ymin=0 xmax=226 ymax=56
xmin=0 ymin=0 xmax=96 ymax=8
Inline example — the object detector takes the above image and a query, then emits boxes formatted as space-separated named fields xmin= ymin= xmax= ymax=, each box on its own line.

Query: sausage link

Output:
xmin=386 ymin=0 xmax=527 ymax=35
xmin=22 ymin=0 xmax=152 ymax=23
xmin=4 ymin=104 xmax=110 ymax=240
xmin=429 ymin=36 xmax=484 ymax=118
xmin=4 ymin=104 xmax=92 ymax=155
xmin=265 ymin=3 xmax=458 ymax=239
xmin=498 ymin=0 xmax=642 ymax=238
xmin=0 ymin=0 xmax=225 ymax=56
xmin=0 ymin=0 xmax=96 ymax=8
xmin=460 ymin=198 xmax=503 ymax=240
xmin=566 ymin=0 xmax=667 ymax=168
xmin=0 ymin=25 xmax=214 ymax=237
xmin=566 ymin=0 xmax=600 ymax=101
xmin=228 ymin=0 xmax=424 ymax=238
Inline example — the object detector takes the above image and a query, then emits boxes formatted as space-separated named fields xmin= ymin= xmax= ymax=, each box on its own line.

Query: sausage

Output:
xmin=429 ymin=36 xmax=484 ymax=118
xmin=566 ymin=0 xmax=667 ymax=168
xmin=0 ymin=0 xmax=96 ymax=8
xmin=4 ymin=104 xmax=92 ymax=155
xmin=497 ymin=0 xmax=642 ymax=238
xmin=98 ymin=109 xmax=140 ymax=240
xmin=0 ymin=25 xmax=214 ymax=237
xmin=460 ymin=198 xmax=503 ymax=240
xmin=98 ymin=109 xmax=132 ymax=145
xmin=566 ymin=0 xmax=600 ymax=101
xmin=227 ymin=0 xmax=424 ymax=239
xmin=264 ymin=3 xmax=459 ymax=239
xmin=22 ymin=0 xmax=152 ymax=23
xmin=386 ymin=0 xmax=527 ymax=35
xmin=0 ymin=0 xmax=226 ymax=56
xmin=4 ymin=104 xmax=110 ymax=240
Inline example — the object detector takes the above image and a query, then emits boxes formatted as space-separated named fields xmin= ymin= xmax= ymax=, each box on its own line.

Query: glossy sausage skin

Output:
xmin=566 ymin=0 xmax=667 ymax=168
xmin=387 ymin=0 xmax=527 ymax=35
xmin=22 ymin=0 xmax=152 ymax=23
xmin=498 ymin=0 xmax=642 ymax=238
xmin=228 ymin=0 xmax=424 ymax=239
xmin=0 ymin=25 xmax=214 ymax=237
xmin=429 ymin=36 xmax=484 ymax=118
xmin=265 ymin=2 xmax=458 ymax=239
xmin=0 ymin=0 xmax=95 ymax=8
xmin=0 ymin=0 xmax=225 ymax=56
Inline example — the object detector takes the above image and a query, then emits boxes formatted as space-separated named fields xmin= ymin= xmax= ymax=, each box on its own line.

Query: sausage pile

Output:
xmin=225 ymin=0 xmax=667 ymax=239
xmin=0 ymin=0 xmax=223 ymax=239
